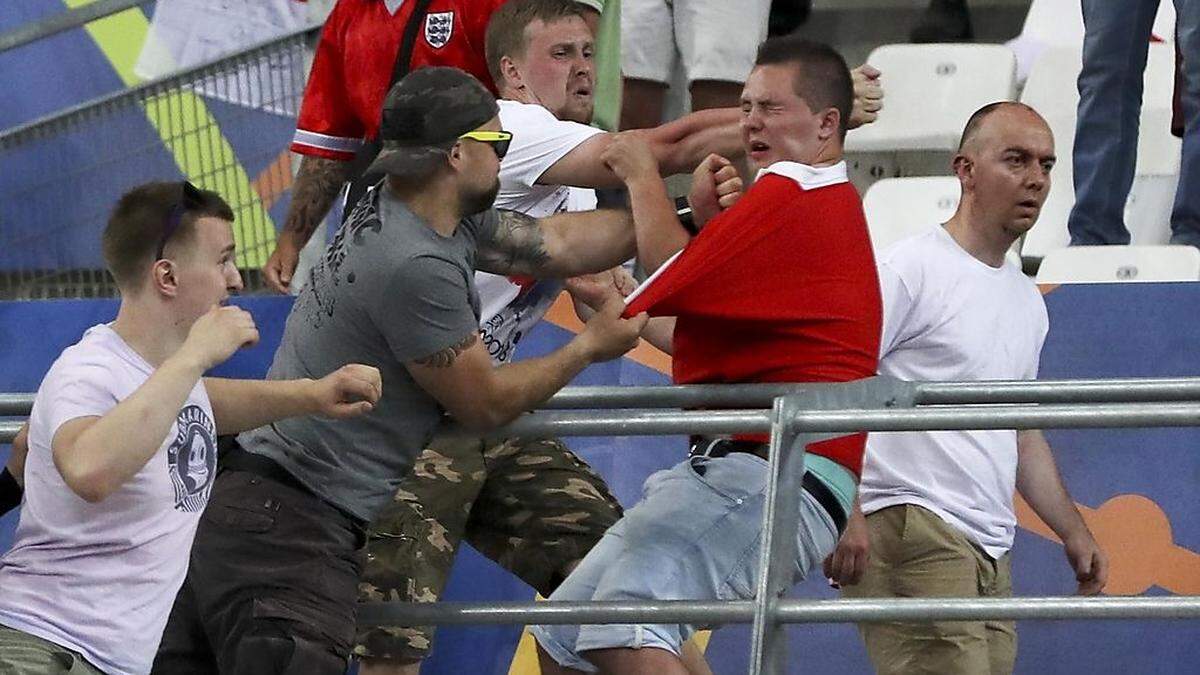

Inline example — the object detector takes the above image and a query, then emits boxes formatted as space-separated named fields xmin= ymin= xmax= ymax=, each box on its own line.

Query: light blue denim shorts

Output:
xmin=531 ymin=452 xmax=840 ymax=671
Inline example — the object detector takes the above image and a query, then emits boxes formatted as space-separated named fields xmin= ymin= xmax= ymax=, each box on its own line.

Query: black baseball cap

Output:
xmin=366 ymin=67 xmax=500 ymax=177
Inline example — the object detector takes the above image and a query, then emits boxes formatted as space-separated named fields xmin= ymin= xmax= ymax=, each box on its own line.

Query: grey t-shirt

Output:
xmin=239 ymin=186 xmax=497 ymax=522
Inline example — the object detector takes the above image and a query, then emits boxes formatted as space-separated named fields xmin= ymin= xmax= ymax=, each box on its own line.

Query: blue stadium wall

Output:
xmin=2 ymin=283 xmax=1198 ymax=674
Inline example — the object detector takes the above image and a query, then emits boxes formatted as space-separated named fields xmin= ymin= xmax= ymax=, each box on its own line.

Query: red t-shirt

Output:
xmin=291 ymin=0 xmax=507 ymax=161
xmin=625 ymin=162 xmax=883 ymax=475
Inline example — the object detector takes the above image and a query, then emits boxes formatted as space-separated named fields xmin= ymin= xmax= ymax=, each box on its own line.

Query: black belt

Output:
xmin=221 ymin=443 xmax=316 ymax=499
xmin=689 ymin=438 xmax=848 ymax=535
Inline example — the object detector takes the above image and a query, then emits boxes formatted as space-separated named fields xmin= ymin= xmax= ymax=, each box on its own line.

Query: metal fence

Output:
xmin=0 ymin=25 xmax=318 ymax=299
xmin=2 ymin=376 xmax=1200 ymax=673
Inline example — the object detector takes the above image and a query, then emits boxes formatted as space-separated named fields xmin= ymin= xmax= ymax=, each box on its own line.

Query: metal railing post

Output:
xmin=749 ymin=377 xmax=915 ymax=673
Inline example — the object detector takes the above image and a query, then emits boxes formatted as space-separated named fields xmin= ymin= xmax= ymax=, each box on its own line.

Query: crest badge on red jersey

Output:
xmin=425 ymin=11 xmax=454 ymax=49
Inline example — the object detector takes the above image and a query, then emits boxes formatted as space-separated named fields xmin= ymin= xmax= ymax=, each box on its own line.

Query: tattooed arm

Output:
xmin=407 ymin=300 xmax=647 ymax=430
xmin=262 ymin=156 xmax=354 ymax=293
xmin=475 ymin=208 xmax=636 ymax=279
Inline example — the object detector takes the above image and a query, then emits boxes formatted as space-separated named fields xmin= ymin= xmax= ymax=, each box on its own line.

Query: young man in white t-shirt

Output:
xmin=825 ymin=103 xmax=1109 ymax=675
xmin=0 ymin=182 xmax=381 ymax=675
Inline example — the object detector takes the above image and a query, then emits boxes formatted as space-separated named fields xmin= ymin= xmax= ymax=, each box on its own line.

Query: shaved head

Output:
xmin=949 ymin=100 xmax=1056 ymax=255
xmin=957 ymin=101 xmax=1049 ymax=153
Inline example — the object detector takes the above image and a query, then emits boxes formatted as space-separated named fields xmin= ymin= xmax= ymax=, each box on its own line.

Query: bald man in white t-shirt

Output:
xmin=826 ymin=102 xmax=1109 ymax=675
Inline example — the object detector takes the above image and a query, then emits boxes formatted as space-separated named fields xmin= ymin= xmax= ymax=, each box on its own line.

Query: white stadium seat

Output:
xmin=863 ymin=177 xmax=961 ymax=252
xmin=1019 ymin=43 xmax=1181 ymax=260
xmin=1035 ymin=245 xmax=1200 ymax=284
xmin=863 ymin=176 xmax=1022 ymax=266
xmin=848 ymin=44 xmax=1019 ymax=153
xmin=846 ymin=44 xmax=1017 ymax=192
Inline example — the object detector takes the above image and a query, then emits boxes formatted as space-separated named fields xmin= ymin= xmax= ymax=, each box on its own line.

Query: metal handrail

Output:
xmin=543 ymin=377 xmax=1200 ymax=408
xmin=6 ymin=402 xmax=1200 ymax=444
xmin=8 ymin=375 xmax=1200 ymax=416
xmin=356 ymin=596 xmax=1200 ymax=626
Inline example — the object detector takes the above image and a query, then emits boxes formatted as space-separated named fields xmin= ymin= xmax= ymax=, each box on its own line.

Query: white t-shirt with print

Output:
xmin=475 ymin=99 xmax=606 ymax=364
xmin=858 ymin=225 xmax=1048 ymax=559
xmin=0 ymin=324 xmax=217 ymax=675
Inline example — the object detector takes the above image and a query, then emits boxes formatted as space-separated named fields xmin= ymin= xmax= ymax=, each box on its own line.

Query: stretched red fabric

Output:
xmin=626 ymin=165 xmax=882 ymax=475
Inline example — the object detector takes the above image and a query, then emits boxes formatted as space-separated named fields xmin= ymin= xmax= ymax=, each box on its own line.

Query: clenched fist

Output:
xmin=601 ymin=132 xmax=660 ymax=184
xmin=179 ymin=306 xmax=260 ymax=371
xmin=849 ymin=64 xmax=884 ymax=129
xmin=308 ymin=364 xmax=383 ymax=419
xmin=687 ymin=154 xmax=744 ymax=230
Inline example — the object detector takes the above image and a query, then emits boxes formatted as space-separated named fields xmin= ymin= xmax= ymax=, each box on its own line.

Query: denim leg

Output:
xmin=1172 ymin=0 xmax=1200 ymax=245
xmin=1069 ymin=0 xmax=1161 ymax=245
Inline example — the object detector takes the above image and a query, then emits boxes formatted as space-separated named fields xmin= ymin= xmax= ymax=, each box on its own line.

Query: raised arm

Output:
xmin=1016 ymin=429 xmax=1108 ymax=595
xmin=203 ymin=364 xmax=381 ymax=436
xmin=263 ymin=156 xmax=354 ymax=293
xmin=476 ymin=208 xmax=635 ymax=279
xmin=538 ymin=108 xmax=743 ymax=190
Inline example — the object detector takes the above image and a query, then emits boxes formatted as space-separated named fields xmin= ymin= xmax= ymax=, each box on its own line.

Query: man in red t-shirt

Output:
xmin=264 ymin=0 xmax=606 ymax=293
xmin=531 ymin=36 xmax=881 ymax=674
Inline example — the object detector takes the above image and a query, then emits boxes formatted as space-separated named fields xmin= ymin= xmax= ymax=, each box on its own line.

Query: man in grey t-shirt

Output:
xmin=154 ymin=67 xmax=648 ymax=675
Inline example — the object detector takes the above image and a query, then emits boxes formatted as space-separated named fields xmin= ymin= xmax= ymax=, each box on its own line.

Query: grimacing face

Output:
xmin=961 ymin=108 xmax=1055 ymax=239
xmin=513 ymin=16 xmax=595 ymax=124
xmin=739 ymin=63 xmax=828 ymax=171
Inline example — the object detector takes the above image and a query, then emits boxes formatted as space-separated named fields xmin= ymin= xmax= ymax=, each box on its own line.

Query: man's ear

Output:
xmin=152 ymin=259 xmax=179 ymax=298
xmin=952 ymin=154 xmax=973 ymax=186
xmin=817 ymin=107 xmax=841 ymax=142
xmin=445 ymin=141 xmax=465 ymax=172
xmin=500 ymin=55 xmax=523 ymax=92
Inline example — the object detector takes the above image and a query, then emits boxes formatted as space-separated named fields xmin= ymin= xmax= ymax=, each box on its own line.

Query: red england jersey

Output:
xmin=291 ymin=0 xmax=507 ymax=161
xmin=625 ymin=162 xmax=883 ymax=475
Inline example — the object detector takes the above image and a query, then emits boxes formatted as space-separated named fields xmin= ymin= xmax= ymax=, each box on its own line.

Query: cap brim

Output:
xmin=365 ymin=145 xmax=448 ymax=178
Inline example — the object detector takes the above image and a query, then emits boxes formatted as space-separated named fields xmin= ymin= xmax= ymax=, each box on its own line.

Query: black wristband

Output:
xmin=0 ymin=466 xmax=23 ymax=515
xmin=675 ymin=196 xmax=699 ymax=236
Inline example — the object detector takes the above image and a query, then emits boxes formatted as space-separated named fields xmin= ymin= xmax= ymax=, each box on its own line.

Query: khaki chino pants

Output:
xmin=841 ymin=504 xmax=1016 ymax=675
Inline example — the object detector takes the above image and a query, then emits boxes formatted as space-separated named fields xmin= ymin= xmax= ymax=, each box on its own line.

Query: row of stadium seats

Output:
xmin=845 ymin=38 xmax=1182 ymax=280
xmin=863 ymin=175 xmax=1200 ymax=283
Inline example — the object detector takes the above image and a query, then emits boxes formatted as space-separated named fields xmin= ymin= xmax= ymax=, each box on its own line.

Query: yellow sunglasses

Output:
xmin=458 ymin=130 xmax=513 ymax=159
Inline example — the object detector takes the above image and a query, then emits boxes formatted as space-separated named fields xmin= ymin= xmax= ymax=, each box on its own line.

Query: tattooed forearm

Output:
xmin=476 ymin=209 xmax=553 ymax=276
xmin=283 ymin=156 xmax=353 ymax=242
xmin=413 ymin=333 xmax=479 ymax=368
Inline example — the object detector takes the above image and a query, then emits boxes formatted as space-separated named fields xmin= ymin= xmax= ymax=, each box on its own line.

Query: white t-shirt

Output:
xmin=475 ymin=99 xmax=606 ymax=364
xmin=0 ymin=324 xmax=217 ymax=675
xmin=859 ymin=225 xmax=1048 ymax=559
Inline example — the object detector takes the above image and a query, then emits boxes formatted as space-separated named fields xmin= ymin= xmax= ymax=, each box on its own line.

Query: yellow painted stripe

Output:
xmin=506 ymin=594 xmax=712 ymax=674
xmin=63 ymin=0 xmax=277 ymax=267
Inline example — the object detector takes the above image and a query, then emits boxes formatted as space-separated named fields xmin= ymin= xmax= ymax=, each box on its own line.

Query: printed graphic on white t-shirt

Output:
xmin=474 ymin=100 xmax=606 ymax=364
xmin=167 ymin=404 xmax=218 ymax=512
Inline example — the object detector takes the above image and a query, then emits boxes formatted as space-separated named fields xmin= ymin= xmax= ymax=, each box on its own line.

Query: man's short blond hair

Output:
xmin=485 ymin=0 xmax=588 ymax=86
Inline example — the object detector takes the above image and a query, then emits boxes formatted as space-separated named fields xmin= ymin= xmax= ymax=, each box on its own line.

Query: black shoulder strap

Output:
xmin=342 ymin=0 xmax=439 ymax=221
xmin=391 ymin=0 xmax=437 ymax=87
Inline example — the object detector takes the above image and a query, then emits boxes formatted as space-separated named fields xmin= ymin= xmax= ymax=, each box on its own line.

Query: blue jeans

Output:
xmin=1070 ymin=0 xmax=1200 ymax=246
xmin=530 ymin=453 xmax=839 ymax=672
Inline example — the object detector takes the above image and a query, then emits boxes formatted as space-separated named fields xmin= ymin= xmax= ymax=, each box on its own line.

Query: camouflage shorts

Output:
xmin=353 ymin=435 xmax=623 ymax=663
